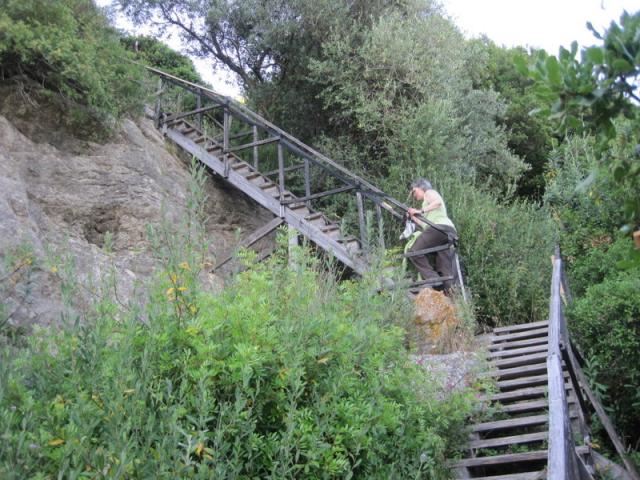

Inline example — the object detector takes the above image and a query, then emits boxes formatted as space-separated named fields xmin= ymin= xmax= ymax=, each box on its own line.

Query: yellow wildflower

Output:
xmin=179 ymin=262 xmax=191 ymax=271
xmin=48 ymin=438 xmax=65 ymax=446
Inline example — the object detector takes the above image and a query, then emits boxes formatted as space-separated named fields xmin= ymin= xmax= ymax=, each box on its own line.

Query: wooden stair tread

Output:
xmin=488 ymin=344 xmax=548 ymax=359
xmin=450 ymin=446 xmax=589 ymax=469
xmin=493 ymin=320 xmax=549 ymax=334
xmin=462 ymin=471 xmax=546 ymax=480
xmin=468 ymin=431 xmax=548 ymax=449
xmin=471 ymin=414 xmax=548 ymax=433
xmin=489 ymin=337 xmax=549 ymax=351
xmin=491 ymin=327 xmax=548 ymax=343
xmin=492 ymin=352 xmax=548 ymax=369
xmin=484 ymin=362 xmax=547 ymax=380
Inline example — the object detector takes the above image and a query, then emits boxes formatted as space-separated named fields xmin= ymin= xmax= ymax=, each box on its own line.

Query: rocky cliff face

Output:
xmin=0 ymin=85 xmax=273 ymax=330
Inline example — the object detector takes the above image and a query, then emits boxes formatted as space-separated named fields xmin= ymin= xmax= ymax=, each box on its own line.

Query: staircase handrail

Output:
xmin=143 ymin=64 xmax=451 ymax=234
xmin=548 ymin=247 xmax=640 ymax=480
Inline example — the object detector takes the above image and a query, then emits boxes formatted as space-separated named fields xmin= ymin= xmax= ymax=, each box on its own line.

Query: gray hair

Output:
xmin=410 ymin=178 xmax=433 ymax=191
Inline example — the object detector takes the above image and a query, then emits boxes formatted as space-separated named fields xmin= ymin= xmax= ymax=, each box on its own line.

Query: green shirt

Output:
xmin=421 ymin=190 xmax=455 ymax=230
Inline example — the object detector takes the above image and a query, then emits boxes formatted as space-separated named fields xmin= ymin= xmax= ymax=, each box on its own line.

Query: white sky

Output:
xmin=97 ymin=0 xmax=639 ymax=97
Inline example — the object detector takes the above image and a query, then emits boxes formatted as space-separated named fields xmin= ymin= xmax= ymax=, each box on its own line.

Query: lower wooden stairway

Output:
xmin=450 ymin=319 xmax=582 ymax=479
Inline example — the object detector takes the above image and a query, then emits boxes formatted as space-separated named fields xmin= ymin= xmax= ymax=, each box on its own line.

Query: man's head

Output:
xmin=410 ymin=178 xmax=433 ymax=200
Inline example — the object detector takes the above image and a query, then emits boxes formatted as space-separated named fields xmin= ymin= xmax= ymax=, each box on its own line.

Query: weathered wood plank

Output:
xmin=493 ymin=320 xmax=549 ymax=334
xmin=491 ymin=327 xmax=548 ymax=343
xmin=499 ymin=399 xmax=549 ymax=414
xmin=488 ymin=344 xmax=548 ymax=359
xmin=468 ymin=431 xmax=548 ymax=450
xmin=484 ymin=362 xmax=547 ymax=380
xmin=450 ymin=446 xmax=589 ymax=469
xmin=464 ymin=472 xmax=546 ymax=480
xmin=496 ymin=373 xmax=555 ymax=391
xmin=492 ymin=352 xmax=548 ymax=369
xmin=547 ymin=351 xmax=578 ymax=480
xmin=471 ymin=414 xmax=548 ymax=433
xmin=489 ymin=336 xmax=549 ymax=351
xmin=213 ymin=217 xmax=284 ymax=270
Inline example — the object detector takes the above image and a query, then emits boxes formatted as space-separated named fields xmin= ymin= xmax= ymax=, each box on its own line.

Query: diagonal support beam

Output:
xmin=164 ymin=105 xmax=224 ymax=125
xmin=213 ymin=217 xmax=284 ymax=271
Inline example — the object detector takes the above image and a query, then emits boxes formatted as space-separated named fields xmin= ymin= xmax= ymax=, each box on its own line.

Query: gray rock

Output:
xmin=0 ymin=86 xmax=273 ymax=330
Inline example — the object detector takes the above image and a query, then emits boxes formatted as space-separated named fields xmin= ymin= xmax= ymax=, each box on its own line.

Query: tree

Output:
xmin=115 ymin=0 xmax=417 ymax=139
xmin=517 ymin=10 xmax=640 ymax=231
xmin=0 ymin=0 xmax=145 ymax=123
xmin=468 ymin=40 xmax=554 ymax=199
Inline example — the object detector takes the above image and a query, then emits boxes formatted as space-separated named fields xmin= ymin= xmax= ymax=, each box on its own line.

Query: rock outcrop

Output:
xmin=0 ymin=85 xmax=273 ymax=330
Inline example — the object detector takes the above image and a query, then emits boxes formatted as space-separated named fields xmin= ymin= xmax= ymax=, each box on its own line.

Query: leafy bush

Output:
xmin=0 ymin=166 xmax=475 ymax=479
xmin=0 ymin=0 xmax=145 ymax=124
xmin=567 ymin=269 xmax=640 ymax=438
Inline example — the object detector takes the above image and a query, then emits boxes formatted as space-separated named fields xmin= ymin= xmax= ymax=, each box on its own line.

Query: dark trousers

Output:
xmin=408 ymin=225 xmax=457 ymax=289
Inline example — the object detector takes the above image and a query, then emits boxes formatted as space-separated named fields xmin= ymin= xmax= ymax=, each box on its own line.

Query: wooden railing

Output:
xmin=547 ymin=248 xmax=640 ymax=480
xmin=145 ymin=65 xmax=466 ymax=293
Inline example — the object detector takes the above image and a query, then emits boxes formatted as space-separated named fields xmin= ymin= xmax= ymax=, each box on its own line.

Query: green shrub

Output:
xmin=0 ymin=0 xmax=145 ymax=124
xmin=567 ymin=269 xmax=640 ymax=438
xmin=0 ymin=166 xmax=476 ymax=479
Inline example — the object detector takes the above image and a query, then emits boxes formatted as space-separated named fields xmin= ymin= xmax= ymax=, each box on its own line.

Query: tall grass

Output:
xmin=0 ymin=164 xmax=477 ymax=479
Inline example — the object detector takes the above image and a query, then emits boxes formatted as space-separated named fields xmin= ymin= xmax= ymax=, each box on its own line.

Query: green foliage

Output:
xmin=468 ymin=40 xmax=554 ymax=198
xmin=545 ymin=131 xmax=640 ymax=444
xmin=0 ymin=166 xmax=476 ymax=479
xmin=567 ymin=268 xmax=640 ymax=437
xmin=310 ymin=10 xmax=528 ymax=194
xmin=121 ymin=35 xmax=204 ymax=85
xmin=0 ymin=0 xmax=145 ymax=126
xmin=519 ymin=10 xmax=640 ymax=231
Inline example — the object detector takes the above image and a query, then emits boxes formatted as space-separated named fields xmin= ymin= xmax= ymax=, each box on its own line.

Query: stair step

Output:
xmin=461 ymin=471 xmax=546 ymax=480
xmin=289 ymin=204 xmax=311 ymax=216
xmin=472 ymin=414 xmax=548 ymax=433
xmin=339 ymin=236 xmax=360 ymax=253
xmin=305 ymin=212 xmax=327 ymax=227
xmin=489 ymin=336 xmax=548 ymax=351
xmin=492 ymin=352 xmax=548 ymax=369
xmin=320 ymin=225 xmax=341 ymax=239
xmin=493 ymin=320 xmax=548 ymax=335
xmin=194 ymin=135 xmax=207 ymax=144
xmin=484 ymin=362 xmax=547 ymax=380
xmin=488 ymin=344 xmax=548 ymax=359
xmin=496 ymin=373 xmax=565 ymax=391
xmin=206 ymin=144 xmax=222 ymax=153
xmin=498 ymin=399 xmax=549 ymax=414
xmin=479 ymin=383 xmax=573 ymax=403
xmin=450 ymin=446 xmax=589 ymax=469
xmin=180 ymin=126 xmax=195 ymax=135
xmin=468 ymin=431 xmax=548 ymax=450
xmin=491 ymin=327 xmax=548 ymax=344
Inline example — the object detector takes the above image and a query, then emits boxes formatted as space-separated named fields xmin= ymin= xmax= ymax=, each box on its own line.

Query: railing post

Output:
xmin=196 ymin=90 xmax=203 ymax=129
xmin=154 ymin=77 xmax=163 ymax=128
xmin=278 ymin=141 xmax=285 ymax=217
xmin=252 ymin=125 xmax=259 ymax=169
xmin=223 ymin=108 xmax=231 ymax=177
xmin=304 ymin=158 xmax=311 ymax=209
xmin=356 ymin=190 xmax=367 ymax=250
xmin=375 ymin=203 xmax=385 ymax=250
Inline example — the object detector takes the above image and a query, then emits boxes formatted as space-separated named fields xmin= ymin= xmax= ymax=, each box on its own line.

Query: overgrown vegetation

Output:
xmin=0 ymin=0 xmax=146 ymax=128
xmin=0 ymin=166 xmax=477 ymax=478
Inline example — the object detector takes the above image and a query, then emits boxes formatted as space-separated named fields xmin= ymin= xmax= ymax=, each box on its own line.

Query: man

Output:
xmin=406 ymin=178 xmax=457 ymax=290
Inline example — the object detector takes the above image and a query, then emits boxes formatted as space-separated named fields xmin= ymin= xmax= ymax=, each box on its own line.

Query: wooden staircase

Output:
xmin=164 ymin=118 xmax=369 ymax=274
xmin=450 ymin=254 xmax=640 ymax=480
xmin=146 ymin=65 xmax=466 ymax=293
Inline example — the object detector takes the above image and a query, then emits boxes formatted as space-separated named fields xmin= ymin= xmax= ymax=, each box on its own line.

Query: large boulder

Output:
xmin=411 ymin=288 xmax=459 ymax=353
